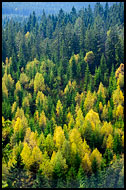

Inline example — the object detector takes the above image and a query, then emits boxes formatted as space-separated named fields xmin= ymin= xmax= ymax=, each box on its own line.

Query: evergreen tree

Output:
xmin=108 ymin=64 xmax=117 ymax=97
xmin=7 ymin=153 xmax=29 ymax=188
xmin=84 ymin=63 xmax=90 ymax=91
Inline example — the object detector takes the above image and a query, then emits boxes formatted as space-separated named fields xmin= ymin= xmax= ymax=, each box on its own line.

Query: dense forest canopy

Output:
xmin=2 ymin=2 xmax=118 ymax=16
xmin=2 ymin=2 xmax=124 ymax=188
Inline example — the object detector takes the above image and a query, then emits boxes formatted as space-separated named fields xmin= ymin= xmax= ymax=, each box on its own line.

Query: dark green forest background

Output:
xmin=2 ymin=2 xmax=117 ymax=16
xmin=2 ymin=2 xmax=124 ymax=188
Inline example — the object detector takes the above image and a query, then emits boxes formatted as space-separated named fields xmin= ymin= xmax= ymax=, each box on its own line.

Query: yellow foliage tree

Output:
xmin=2 ymin=73 xmax=14 ymax=91
xmin=107 ymin=29 xmax=111 ymax=36
xmin=53 ymin=126 xmax=65 ymax=149
xmin=82 ymin=153 xmax=92 ymax=174
xmin=84 ymin=91 xmax=95 ymax=113
xmin=66 ymin=112 xmax=74 ymax=124
xmin=44 ymin=134 xmax=54 ymax=157
xmin=90 ymin=148 xmax=102 ymax=168
xmin=117 ymin=73 xmax=124 ymax=89
xmin=29 ymin=79 xmax=34 ymax=90
xmin=34 ymin=72 xmax=45 ymax=93
xmin=36 ymin=91 xmax=48 ymax=111
xmin=14 ymin=81 xmax=21 ymax=95
xmin=29 ymin=131 xmax=38 ymax=148
xmin=21 ymin=142 xmax=42 ymax=169
xmin=40 ymin=151 xmax=53 ymax=179
xmin=112 ymin=87 xmax=124 ymax=107
xmin=50 ymin=150 xmax=68 ymax=174
xmin=14 ymin=107 xmax=28 ymax=130
xmin=14 ymin=107 xmax=24 ymax=119
xmin=2 ymin=81 xmax=8 ymax=99
xmin=69 ymin=128 xmax=83 ymax=156
xmin=71 ymin=142 xmax=77 ymax=155
xmin=107 ymin=100 xmax=111 ymax=108
xmin=116 ymin=104 xmax=124 ymax=119
xmin=101 ymin=105 xmax=108 ymax=121
xmin=84 ymin=51 xmax=95 ymax=64
xmin=11 ymin=117 xmax=27 ymax=145
xmin=25 ymin=31 xmax=30 ymax=38
xmin=101 ymin=121 xmax=113 ymax=137
xmin=2 ymin=73 xmax=14 ymax=99
xmin=64 ymin=80 xmax=77 ymax=94
xmin=64 ymin=84 xmax=69 ymax=94
xmin=75 ymin=92 xmax=84 ymax=106
xmin=39 ymin=111 xmax=47 ymax=130
xmin=69 ymin=54 xmax=80 ymax=65
xmin=34 ymin=110 xmax=39 ymax=122
xmin=24 ymin=128 xmax=38 ymax=148
xmin=40 ymin=59 xmax=54 ymax=75
xmin=26 ymin=59 xmax=39 ymax=78
xmin=30 ymin=146 xmax=43 ymax=166
xmin=8 ymin=141 xmax=23 ymax=168
xmin=56 ymin=100 xmax=63 ymax=116
xmin=13 ymin=117 xmax=23 ymax=133
xmin=75 ymin=108 xmax=84 ymax=129
xmin=20 ymin=72 xmax=29 ymax=87
xmin=24 ymin=127 xmax=31 ymax=141
xmin=82 ymin=139 xmax=91 ymax=158
xmin=97 ymin=82 xmax=106 ymax=99
xmin=2 ymin=116 xmax=5 ymax=127
xmin=115 ymin=63 xmax=124 ymax=79
xmin=75 ymin=103 xmax=80 ymax=114
xmin=21 ymin=142 xmax=32 ymax=168
xmin=99 ymin=102 xmax=103 ymax=112
xmin=85 ymin=109 xmax=100 ymax=128
xmin=69 ymin=128 xmax=82 ymax=145
xmin=106 ymin=134 xmax=113 ymax=149
xmin=11 ymin=102 xmax=17 ymax=114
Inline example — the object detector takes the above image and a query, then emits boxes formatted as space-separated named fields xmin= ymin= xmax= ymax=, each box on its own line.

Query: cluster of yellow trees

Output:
xmin=3 ymin=84 xmax=124 ymax=178
xmin=2 ymin=57 xmax=124 ymax=185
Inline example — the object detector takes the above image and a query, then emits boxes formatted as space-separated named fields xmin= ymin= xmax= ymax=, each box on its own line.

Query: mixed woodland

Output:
xmin=2 ymin=2 xmax=124 ymax=188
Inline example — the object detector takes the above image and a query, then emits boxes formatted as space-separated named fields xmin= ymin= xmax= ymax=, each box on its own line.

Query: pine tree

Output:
xmin=100 ymin=54 xmax=107 ymax=83
xmin=108 ymin=64 xmax=117 ymax=97
xmin=84 ymin=63 xmax=90 ymax=91
xmin=105 ymin=27 xmax=120 ymax=70
xmin=113 ymin=133 xmax=122 ymax=155
xmin=79 ymin=9 xmax=85 ymax=55
xmin=92 ymin=157 xmax=99 ymax=173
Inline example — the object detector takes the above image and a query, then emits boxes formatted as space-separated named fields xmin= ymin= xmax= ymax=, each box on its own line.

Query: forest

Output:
xmin=2 ymin=2 xmax=116 ymax=16
xmin=2 ymin=2 xmax=124 ymax=188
